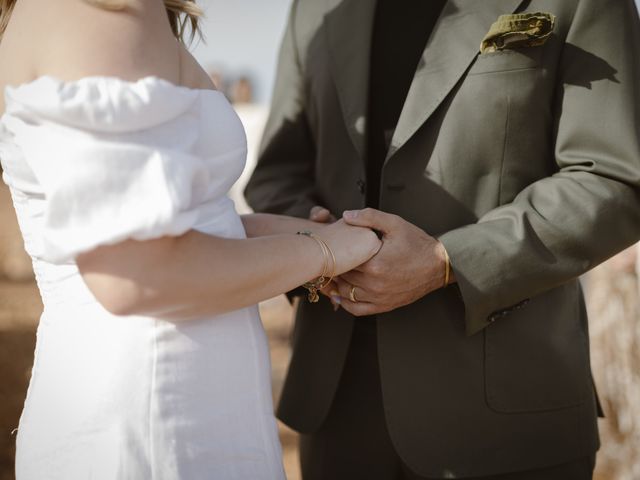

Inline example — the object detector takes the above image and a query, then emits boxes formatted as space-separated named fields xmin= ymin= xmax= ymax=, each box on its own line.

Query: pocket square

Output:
xmin=480 ymin=12 xmax=556 ymax=54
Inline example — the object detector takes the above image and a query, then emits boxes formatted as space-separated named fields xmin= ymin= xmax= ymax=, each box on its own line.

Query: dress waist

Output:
xmin=32 ymin=198 xmax=246 ymax=313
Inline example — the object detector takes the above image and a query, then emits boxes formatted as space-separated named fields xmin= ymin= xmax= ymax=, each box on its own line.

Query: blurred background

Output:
xmin=1 ymin=1 xmax=639 ymax=479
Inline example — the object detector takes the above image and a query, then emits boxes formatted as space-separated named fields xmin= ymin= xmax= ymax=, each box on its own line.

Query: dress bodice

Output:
xmin=1 ymin=77 xmax=285 ymax=480
xmin=0 ymin=75 xmax=248 ymax=260
xmin=0 ymin=75 xmax=249 ymax=307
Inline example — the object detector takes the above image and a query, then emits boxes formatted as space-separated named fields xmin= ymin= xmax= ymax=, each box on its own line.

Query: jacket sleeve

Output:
xmin=439 ymin=0 xmax=640 ymax=336
xmin=244 ymin=0 xmax=319 ymax=219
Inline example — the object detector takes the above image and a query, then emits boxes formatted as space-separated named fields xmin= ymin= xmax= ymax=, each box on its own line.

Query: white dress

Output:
xmin=0 ymin=76 xmax=286 ymax=480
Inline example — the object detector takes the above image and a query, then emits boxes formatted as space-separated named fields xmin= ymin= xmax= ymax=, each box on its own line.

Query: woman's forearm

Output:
xmin=241 ymin=213 xmax=324 ymax=238
xmin=78 ymin=230 xmax=326 ymax=319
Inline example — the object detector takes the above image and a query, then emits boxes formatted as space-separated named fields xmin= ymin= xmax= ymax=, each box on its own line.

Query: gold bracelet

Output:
xmin=298 ymin=231 xmax=330 ymax=303
xmin=301 ymin=231 xmax=336 ymax=287
xmin=313 ymin=235 xmax=336 ymax=286
xmin=297 ymin=231 xmax=336 ymax=303
xmin=443 ymin=245 xmax=451 ymax=288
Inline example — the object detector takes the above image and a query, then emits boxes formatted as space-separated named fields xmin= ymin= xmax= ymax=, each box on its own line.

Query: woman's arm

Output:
xmin=79 ymin=222 xmax=380 ymax=319
xmin=241 ymin=213 xmax=328 ymax=238
xmin=22 ymin=0 xmax=381 ymax=319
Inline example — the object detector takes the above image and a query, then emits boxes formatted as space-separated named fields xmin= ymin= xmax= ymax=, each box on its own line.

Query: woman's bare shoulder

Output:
xmin=2 ymin=0 xmax=180 ymax=87
xmin=180 ymin=48 xmax=218 ymax=91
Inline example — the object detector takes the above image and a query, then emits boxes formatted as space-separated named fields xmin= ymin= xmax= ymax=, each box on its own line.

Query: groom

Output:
xmin=245 ymin=0 xmax=640 ymax=478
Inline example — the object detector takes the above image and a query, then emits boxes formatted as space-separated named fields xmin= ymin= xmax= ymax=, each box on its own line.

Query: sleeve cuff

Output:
xmin=439 ymin=228 xmax=532 ymax=336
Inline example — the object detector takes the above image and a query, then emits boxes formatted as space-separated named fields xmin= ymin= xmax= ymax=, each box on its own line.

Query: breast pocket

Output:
xmin=468 ymin=47 xmax=543 ymax=76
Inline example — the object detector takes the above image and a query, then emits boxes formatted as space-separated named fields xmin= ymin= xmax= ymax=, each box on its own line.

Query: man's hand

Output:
xmin=335 ymin=208 xmax=454 ymax=316
xmin=309 ymin=206 xmax=337 ymax=224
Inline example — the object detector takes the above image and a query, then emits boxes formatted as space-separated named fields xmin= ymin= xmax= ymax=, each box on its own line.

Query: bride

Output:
xmin=0 ymin=0 xmax=381 ymax=478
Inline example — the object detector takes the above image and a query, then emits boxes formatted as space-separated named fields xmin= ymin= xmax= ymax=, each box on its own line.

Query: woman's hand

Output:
xmin=314 ymin=219 xmax=382 ymax=276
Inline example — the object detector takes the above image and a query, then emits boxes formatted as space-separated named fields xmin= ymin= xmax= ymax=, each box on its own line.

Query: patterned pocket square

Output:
xmin=480 ymin=12 xmax=556 ymax=54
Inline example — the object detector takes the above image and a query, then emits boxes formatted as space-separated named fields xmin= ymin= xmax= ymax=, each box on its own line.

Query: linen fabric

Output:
xmin=0 ymin=75 xmax=285 ymax=480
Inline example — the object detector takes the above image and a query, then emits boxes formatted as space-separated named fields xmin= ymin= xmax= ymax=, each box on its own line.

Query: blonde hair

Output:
xmin=0 ymin=0 xmax=16 ymax=38
xmin=0 ymin=0 xmax=203 ymax=43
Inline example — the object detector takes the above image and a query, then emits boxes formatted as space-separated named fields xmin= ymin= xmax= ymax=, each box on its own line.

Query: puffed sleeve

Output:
xmin=1 ymin=76 xmax=212 ymax=264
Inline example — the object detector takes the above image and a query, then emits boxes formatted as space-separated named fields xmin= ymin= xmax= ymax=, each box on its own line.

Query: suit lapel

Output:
xmin=324 ymin=0 xmax=376 ymax=160
xmin=386 ymin=0 xmax=524 ymax=161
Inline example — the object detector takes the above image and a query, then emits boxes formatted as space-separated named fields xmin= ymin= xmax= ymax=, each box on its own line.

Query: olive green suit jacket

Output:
xmin=245 ymin=0 xmax=640 ymax=476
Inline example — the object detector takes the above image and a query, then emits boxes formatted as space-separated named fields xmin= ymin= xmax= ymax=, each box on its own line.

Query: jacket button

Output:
xmin=356 ymin=179 xmax=366 ymax=194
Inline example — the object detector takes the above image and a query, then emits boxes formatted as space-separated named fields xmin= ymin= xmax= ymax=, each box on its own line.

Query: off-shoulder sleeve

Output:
xmin=2 ymin=76 xmax=212 ymax=264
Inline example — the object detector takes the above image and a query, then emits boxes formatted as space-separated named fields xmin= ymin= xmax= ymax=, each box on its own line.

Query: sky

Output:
xmin=190 ymin=0 xmax=292 ymax=104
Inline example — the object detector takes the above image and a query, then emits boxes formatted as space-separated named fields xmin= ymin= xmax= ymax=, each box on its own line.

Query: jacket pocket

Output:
xmin=468 ymin=47 xmax=543 ymax=76
xmin=484 ymin=281 xmax=591 ymax=413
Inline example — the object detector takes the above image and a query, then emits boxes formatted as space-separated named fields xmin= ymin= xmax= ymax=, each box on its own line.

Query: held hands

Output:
xmin=315 ymin=219 xmax=382 ymax=276
xmin=310 ymin=206 xmax=454 ymax=316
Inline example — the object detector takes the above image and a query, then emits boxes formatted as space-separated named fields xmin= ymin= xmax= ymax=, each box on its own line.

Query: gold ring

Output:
xmin=349 ymin=285 xmax=358 ymax=303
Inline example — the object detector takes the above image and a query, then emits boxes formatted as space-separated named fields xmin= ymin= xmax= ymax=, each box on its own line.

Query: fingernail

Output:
xmin=332 ymin=302 xmax=341 ymax=312
xmin=343 ymin=210 xmax=357 ymax=220
xmin=331 ymin=295 xmax=342 ymax=305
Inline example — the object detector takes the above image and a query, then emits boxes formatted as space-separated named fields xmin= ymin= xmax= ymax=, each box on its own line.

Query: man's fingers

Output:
xmin=339 ymin=270 xmax=367 ymax=286
xmin=342 ymin=208 xmax=398 ymax=234
xmin=310 ymin=206 xmax=326 ymax=218
xmin=332 ymin=278 xmax=390 ymax=316
xmin=319 ymin=280 xmax=338 ymax=297
xmin=334 ymin=277 xmax=371 ymax=303
xmin=339 ymin=298 xmax=381 ymax=317
xmin=310 ymin=206 xmax=334 ymax=223
xmin=319 ymin=280 xmax=341 ymax=310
